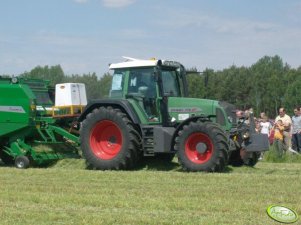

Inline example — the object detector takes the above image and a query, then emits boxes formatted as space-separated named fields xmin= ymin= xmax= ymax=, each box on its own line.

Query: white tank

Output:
xmin=55 ymin=83 xmax=87 ymax=107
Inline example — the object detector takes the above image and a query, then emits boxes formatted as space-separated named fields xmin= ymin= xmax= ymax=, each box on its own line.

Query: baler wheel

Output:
xmin=175 ymin=121 xmax=229 ymax=172
xmin=15 ymin=156 xmax=30 ymax=169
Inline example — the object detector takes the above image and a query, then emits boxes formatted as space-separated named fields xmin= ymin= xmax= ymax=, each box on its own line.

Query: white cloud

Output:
xmin=102 ymin=0 xmax=136 ymax=8
xmin=149 ymin=7 xmax=301 ymax=70
xmin=154 ymin=9 xmax=277 ymax=36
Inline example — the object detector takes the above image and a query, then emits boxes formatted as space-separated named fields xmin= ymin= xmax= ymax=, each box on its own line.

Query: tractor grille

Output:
xmin=216 ymin=107 xmax=226 ymax=126
xmin=218 ymin=101 xmax=237 ymax=126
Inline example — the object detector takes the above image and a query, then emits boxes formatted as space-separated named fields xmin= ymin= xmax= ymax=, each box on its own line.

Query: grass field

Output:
xmin=0 ymin=158 xmax=300 ymax=225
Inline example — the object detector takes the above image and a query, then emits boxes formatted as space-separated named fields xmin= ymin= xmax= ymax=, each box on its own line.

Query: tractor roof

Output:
xmin=109 ymin=57 xmax=182 ymax=70
xmin=109 ymin=57 xmax=159 ymax=69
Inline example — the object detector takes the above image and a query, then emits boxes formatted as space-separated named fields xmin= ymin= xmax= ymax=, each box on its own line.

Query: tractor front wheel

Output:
xmin=175 ymin=121 xmax=229 ymax=172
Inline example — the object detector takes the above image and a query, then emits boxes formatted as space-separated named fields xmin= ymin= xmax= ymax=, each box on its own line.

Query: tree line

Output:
xmin=187 ymin=55 xmax=301 ymax=118
xmin=2 ymin=55 xmax=300 ymax=119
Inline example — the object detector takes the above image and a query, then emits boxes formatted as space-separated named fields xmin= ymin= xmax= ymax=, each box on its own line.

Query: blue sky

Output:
xmin=0 ymin=0 xmax=300 ymax=76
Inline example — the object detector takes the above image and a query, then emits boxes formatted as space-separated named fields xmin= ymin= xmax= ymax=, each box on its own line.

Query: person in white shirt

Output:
xmin=260 ymin=115 xmax=272 ymax=137
xmin=258 ymin=115 xmax=272 ymax=160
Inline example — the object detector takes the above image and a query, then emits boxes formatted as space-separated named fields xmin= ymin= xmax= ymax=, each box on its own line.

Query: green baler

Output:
xmin=0 ymin=77 xmax=80 ymax=168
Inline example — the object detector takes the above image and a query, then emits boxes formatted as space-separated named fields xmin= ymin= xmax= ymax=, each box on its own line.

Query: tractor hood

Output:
xmin=168 ymin=97 xmax=216 ymax=120
xmin=168 ymin=97 xmax=232 ymax=130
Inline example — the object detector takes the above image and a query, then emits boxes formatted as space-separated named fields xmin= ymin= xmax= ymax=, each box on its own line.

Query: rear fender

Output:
xmin=78 ymin=99 xmax=140 ymax=124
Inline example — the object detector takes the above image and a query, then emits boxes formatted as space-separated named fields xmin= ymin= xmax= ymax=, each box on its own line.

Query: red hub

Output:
xmin=185 ymin=133 xmax=213 ymax=164
xmin=90 ymin=120 xmax=122 ymax=160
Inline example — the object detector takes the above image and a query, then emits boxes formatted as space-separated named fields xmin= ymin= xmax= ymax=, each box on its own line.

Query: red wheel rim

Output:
xmin=185 ymin=133 xmax=213 ymax=164
xmin=90 ymin=120 xmax=122 ymax=160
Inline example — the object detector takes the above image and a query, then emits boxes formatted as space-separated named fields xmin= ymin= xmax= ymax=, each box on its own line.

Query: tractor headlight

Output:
xmin=228 ymin=116 xmax=233 ymax=123
xmin=216 ymin=108 xmax=226 ymax=126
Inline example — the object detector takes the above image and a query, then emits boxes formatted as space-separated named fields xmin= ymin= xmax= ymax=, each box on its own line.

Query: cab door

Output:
xmin=127 ymin=68 xmax=161 ymax=124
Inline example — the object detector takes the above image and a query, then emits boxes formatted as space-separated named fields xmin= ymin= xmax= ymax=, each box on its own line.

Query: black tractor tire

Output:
xmin=80 ymin=107 xmax=141 ymax=170
xmin=175 ymin=121 xmax=229 ymax=172
xmin=241 ymin=150 xmax=261 ymax=167
xmin=228 ymin=149 xmax=244 ymax=167
xmin=15 ymin=156 xmax=30 ymax=169
xmin=229 ymin=149 xmax=260 ymax=167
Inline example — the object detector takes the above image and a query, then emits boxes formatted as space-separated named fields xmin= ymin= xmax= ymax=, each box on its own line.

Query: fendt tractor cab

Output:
xmin=79 ymin=58 xmax=269 ymax=172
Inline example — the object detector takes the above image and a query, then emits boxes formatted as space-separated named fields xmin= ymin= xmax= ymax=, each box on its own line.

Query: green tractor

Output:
xmin=79 ymin=58 xmax=269 ymax=172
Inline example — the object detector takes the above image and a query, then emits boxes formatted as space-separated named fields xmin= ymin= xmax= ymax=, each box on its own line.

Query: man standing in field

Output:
xmin=275 ymin=108 xmax=292 ymax=152
xmin=291 ymin=107 xmax=301 ymax=152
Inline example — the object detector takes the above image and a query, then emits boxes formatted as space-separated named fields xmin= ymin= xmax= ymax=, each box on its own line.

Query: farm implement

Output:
xmin=0 ymin=77 xmax=84 ymax=168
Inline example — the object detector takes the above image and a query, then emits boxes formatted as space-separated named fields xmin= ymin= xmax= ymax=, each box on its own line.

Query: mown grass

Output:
xmin=0 ymin=158 xmax=300 ymax=225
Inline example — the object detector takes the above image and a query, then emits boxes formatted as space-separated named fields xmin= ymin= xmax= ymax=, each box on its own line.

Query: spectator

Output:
xmin=260 ymin=115 xmax=272 ymax=137
xmin=255 ymin=121 xmax=261 ymax=133
xmin=272 ymin=119 xmax=285 ymax=157
xmin=236 ymin=110 xmax=244 ymax=119
xmin=244 ymin=108 xmax=254 ymax=125
xmin=291 ymin=107 xmax=301 ymax=152
xmin=275 ymin=107 xmax=292 ymax=152
xmin=258 ymin=115 xmax=272 ymax=160
xmin=259 ymin=112 xmax=266 ymax=122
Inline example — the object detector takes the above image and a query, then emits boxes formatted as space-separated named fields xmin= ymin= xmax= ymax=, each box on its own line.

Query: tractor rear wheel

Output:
xmin=80 ymin=107 xmax=141 ymax=170
xmin=175 ymin=121 xmax=229 ymax=172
